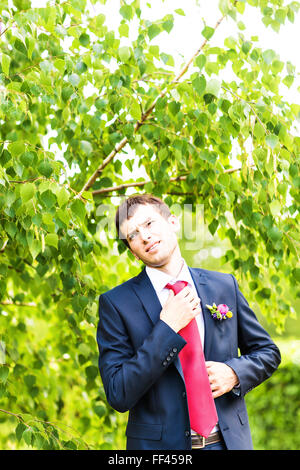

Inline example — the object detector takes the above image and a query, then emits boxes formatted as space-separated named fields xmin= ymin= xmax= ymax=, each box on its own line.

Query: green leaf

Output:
xmin=79 ymin=33 xmax=90 ymax=46
xmin=270 ymin=200 xmax=281 ymax=217
xmin=40 ymin=189 xmax=56 ymax=209
xmin=28 ymin=239 xmax=41 ymax=260
xmin=208 ymin=219 xmax=218 ymax=235
xmin=54 ymin=58 xmax=65 ymax=73
xmin=0 ymin=366 xmax=9 ymax=383
xmin=120 ymin=4 xmax=133 ymax=21
xmin=119 ymin=23 xmax=129 ymax=37
xmin=94 ymin=403 xmax=106 ymax=418
xmin=23 ymin=428 xmax=33 ymax=446
xmin=69 ymin=73 xmax=80 ymax=87
xmin=118 ymin=46 xmax=131 ymax=62
xmin=80 ymin=141 xmax=93 ymax=155
xmin=275 ymin=8 xmax=286 ymax=24
xmin=15 ymin=422 xmax=26 ymax=442
xmin=262 ymin=49 xmax=276 ymax=65
xmin=253 ymin=122 xmax=265 ymax=139
xmin=257 ymin=288 xmax=271 ymax=299
xmin=75 ymin=61 xmax=87 ymax=74
xmin=61 ymin=86 xmax=73 ymax=102
xmin=1 ymin=54 xmax=11 ymax=75
xmin=148 ymin=24 xmax=161 ymax=40
xmin=45 ymin=233 xmax=58 ymax=249
xmin=85 ymin=365 xmax=98 ymax=380
xmin=163 ymin=18 xmax=174 ymax=34
xmin=283 ymin=75 xmax=294 ymax=88
xmin=24 ymin=374 xmax=36 ymax=387
xmin=266 ymin=134 xmax=279 ymax=149
xmin=20 ymin=152 xmax=35 ymax=167
xmin=8 ymin=141 xmax=25 ymax=156
xmin=20 ymin=183 xmax=35 ymax=203
xmin=5 ymin=221 xmax=17 ymax=238
xmin=63 ymin=440 xmax=77 ymax=450
xmin=57 ymin=187 xmax=70 ymax=207
xmin=71 ymin=199 xmax=86 ymax=220
xmin=129 ymin=98 xmax=141 ymax=120
xmin=14 ymin=38 xmax=27 ymax=56
xmin=175 ymin=8 xmax=185 ymax=15
xmin=168 ymin=101 xmax=181 ymax=116
xmin=192 ymin=75 xmax=206 ymax=96
xmin=38 ymin=161 xmax=53 ymax=178
xmin=34 ymin=432 xmax=46 ymax=450
xmin=271 ymin=60 xmax=284 ymax=73
xmin=200 ymin=150 xmax=217 ymax=164
xmin=195 ymin=54 xmax=206 ymax=70
xmin=267 ymin=226 xmax=282 ymax=242
xmin=292 ymin=268 xmax=300 ymax=283
xmin=206 ymin=79 xmax=221 ymax=97
xmin=201 ymin=26 xmax=214 ymax=40
xmin=242 ymin=41 xmax=252 ymax=54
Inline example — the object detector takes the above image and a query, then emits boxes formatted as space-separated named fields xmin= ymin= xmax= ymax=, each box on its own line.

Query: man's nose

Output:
xmin=139 ymin=227 xmax=152 ymax=241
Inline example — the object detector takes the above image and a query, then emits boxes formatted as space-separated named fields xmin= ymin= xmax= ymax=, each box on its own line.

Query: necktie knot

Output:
xmin=165 ymin=280 xmax=188 ymax=295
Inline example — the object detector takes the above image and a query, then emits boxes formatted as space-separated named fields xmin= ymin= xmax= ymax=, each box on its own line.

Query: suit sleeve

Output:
xmin=225 ymin=274 xmax=281 ymax=397
xmin=96 ymin=293 xmax=186 ymax=413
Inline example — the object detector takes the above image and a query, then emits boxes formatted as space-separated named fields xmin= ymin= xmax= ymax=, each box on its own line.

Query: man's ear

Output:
xmin=168 ymin=214 xmax=180 ymax=233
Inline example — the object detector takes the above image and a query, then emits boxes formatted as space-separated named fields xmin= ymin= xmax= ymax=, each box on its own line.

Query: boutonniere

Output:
xmin=206 ymin=303 xmax=233 ymax=320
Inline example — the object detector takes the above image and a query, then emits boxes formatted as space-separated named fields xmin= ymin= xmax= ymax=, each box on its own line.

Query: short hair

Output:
xmin=115 ymin=194 xmax=171 ymax=248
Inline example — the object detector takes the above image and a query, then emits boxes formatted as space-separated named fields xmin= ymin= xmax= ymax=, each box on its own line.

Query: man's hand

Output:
xmin=160 ymin=287 xmax=201 ymax=333
xmin=206 ymin=361 xmax=239 ymax=398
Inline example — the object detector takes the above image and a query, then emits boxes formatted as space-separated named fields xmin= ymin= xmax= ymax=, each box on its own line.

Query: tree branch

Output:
xmin=0 ymin=300 xmax=37 ymax=307
xmin=76 ymin=12 xmax=227 ymax=198
xmin=92 ymin=165 xmax=254 ymax=196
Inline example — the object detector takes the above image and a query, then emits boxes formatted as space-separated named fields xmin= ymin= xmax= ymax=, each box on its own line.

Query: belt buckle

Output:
xmin=199 ymin=436 xmax=206 ymax=448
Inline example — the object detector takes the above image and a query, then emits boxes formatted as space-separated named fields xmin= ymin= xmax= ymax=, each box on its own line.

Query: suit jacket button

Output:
xmin=172 ymin=348 xmax=178 ymax=353
xmin=166 ymin=356 xmax=171 ymax=361
xmin=182 ymin=391 xmax=186 ymax=398
xmin=162 ymin=361 xmax=168 ymax=367
xmin=185 ymin=431 xmax=190 ymax=437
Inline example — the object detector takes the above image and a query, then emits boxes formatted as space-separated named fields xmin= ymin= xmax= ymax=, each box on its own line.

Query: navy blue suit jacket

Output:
xmin=97 ymin=267 xmax=281 ymax=450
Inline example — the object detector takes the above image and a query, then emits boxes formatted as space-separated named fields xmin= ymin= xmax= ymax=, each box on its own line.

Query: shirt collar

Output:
xmin=145 ymin=258 xmax=193 ymax=294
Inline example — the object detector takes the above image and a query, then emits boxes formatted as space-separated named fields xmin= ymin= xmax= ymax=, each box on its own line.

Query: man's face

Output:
xmin=120 ymin=204 xmax=180 ymax=268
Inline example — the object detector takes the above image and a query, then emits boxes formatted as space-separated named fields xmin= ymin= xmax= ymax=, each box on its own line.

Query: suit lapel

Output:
xmin=132 ymin=267 xmax=162 ymax=325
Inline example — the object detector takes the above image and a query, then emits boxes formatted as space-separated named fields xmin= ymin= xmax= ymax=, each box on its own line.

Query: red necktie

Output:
xmin=165 ymin=280 xmax=218 ymax=438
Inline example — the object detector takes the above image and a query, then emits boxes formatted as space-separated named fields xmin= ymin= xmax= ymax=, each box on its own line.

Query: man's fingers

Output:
xmin=176 ymin=286 xmax=192 ymax=297
xmin=166 ymin=290 xmax=175 ymax=300
xmin=212 ymin=390 xmax=222 ymax=399
xmin=205 ymin=361 xmax=214 ymax=369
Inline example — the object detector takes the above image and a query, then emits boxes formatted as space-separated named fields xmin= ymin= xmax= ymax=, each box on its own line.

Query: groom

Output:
xmin=96 ymin=194 xmax=281 ymax=450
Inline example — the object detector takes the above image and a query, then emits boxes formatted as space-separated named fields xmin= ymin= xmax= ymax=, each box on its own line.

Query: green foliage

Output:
xmin=0 ymin=0 xmax=299 ymax=449
xmin=246 ymin=340 xmax=300 ymax=450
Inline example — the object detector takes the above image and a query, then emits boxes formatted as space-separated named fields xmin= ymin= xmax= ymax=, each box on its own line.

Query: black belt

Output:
xmin=191 ymin=431 xmax=222 ymax=449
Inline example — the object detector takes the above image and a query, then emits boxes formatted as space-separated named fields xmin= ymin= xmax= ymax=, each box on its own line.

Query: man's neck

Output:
xmin=146 ymin=246 xmax=184 ymax=278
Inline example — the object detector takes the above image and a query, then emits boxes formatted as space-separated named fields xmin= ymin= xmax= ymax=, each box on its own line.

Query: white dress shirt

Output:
xmin=145 ymin=258 xmax=219 ymax=435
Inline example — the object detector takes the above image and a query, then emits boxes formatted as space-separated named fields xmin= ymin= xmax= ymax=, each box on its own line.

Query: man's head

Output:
xmin=115 ymin=194 xmax=180 ymax=267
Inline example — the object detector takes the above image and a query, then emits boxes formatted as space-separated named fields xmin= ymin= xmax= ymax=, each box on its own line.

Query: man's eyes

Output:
xmin=128 ymin=220 xmax=155 ymax=241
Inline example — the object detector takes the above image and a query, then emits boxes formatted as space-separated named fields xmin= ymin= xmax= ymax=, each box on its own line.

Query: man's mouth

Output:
xmin=146 ymin=241 xmax=160 ymax=252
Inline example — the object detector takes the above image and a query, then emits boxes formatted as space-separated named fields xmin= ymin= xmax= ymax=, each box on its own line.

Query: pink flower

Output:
xmin=217 ymin=304 xmax=229 ymax=315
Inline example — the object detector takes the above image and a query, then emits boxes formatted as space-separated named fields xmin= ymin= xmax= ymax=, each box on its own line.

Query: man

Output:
xmin=96 ymin=194 xmax=281 ymax=450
